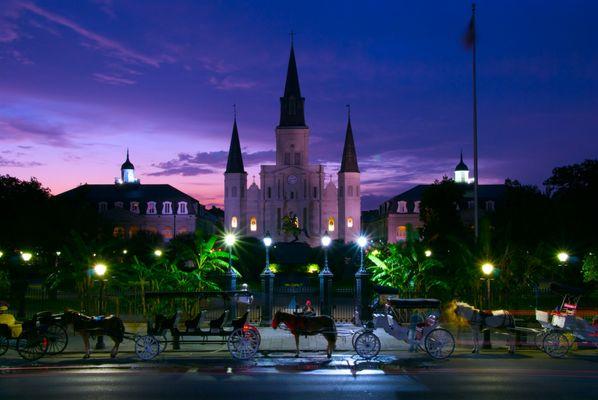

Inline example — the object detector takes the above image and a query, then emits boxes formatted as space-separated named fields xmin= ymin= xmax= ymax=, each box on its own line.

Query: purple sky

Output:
xmin=1 ymin=0 xmax=597 ymax=210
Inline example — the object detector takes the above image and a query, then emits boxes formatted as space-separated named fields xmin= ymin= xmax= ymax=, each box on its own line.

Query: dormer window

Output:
xmin=162 ymin=201 xmax=172 ymax=214
xmin=468 ymin=200 xmax=475 ymax=209
xmin=115 ymin=201 xmax=123 ymax=208
xmin=177 ymin=201 xmax=188 ymax=214
xmin=413 ymin=201 xmax=421 ymax=214
xmin=130 ymin=202 xmax=140 ymax=214
xmin=397 ymin=201 xmax=408 ymax=213
xmin=486 ymin=200 xmax=495 ymax=211
xmin=98 ymin=202 xmax=108 ymax=212
xmin=147 ymin=201 xmax=157 ymax=214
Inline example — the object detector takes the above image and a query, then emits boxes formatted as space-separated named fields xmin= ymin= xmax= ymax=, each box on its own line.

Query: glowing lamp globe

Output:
xmin=0 ymin=251 xmax=4 ymax=258
xmin=557 ymin=252 xmax=569 ymax=263
xmin=321 ymin=233 xmax=332 ymax=248
xmin=263 ymin=236 xmax=272 ymax=247
xmin=154 ymin=249 xmax=163 ymax=257
xmin=357 ymin=236 xmax=368 ymax=248
xmin=481 ymin=262 xmax=494 ymax=276
xmin=93 ymin=263 xmax=107 ymax=277
xmin=21 ymin=252 xmax=33 ymax=262
xmin=224 ymin=233 xmax=236 ymax=247
xmin=424 ymin=249 xmax=432 ymax=258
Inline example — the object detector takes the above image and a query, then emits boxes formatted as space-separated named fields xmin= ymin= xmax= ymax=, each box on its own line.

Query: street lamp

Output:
xmin=122 ymin=249 xmax=128 ymax=255
xmin=153 ymin=249 xmax=163 ymax=257
xmin=0 ymin=251 xmax=4 ymax=258
xmin=93 ymin=263 xmax=108 ymax=349
xmin=480 ymin=262 xmax=494 ymax=349
xmin=424 ymin=249 xmax=432 ymax=258
xmin=356 ymin=235 xmax=368 ymax=273
xmin=21 ymin=252 xmax=33 ymax=262
xmin=321 ymin=231 xmax=332 ymax=274
xmin=262 ymin=231 xmax=273 ymax=274
xmin=557 ymin=252 xmax=569 ymax=264
xmin=224 ymin=233 xmax=236 ymax=270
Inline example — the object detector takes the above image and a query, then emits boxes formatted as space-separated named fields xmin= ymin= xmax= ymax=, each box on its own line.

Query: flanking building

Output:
xmin=57 ymin=151 xmax=212 ymax=241
xmin=364 ymin=153 xmax=505 ymax=243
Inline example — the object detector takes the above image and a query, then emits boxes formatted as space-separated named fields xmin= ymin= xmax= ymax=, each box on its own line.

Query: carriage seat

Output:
xmin=209 ymin=310 xmax=229 ymax=333
xmin=0 ymin=312 xmax=22 ymax=338
xmin=184 ymin=310 xmax=207 ymax=332
xmin=222 ymin=312 xmax=249 ymax=333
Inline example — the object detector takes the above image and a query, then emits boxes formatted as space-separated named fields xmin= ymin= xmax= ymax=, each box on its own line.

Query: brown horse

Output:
xmin=62 ymin=309 xmax=125 ymax=359
xmin=271 ymin=311 xmax=337 ymax=358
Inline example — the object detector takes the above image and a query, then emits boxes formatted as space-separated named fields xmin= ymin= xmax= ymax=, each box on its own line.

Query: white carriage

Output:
xmin=353 ymin=297 xmax=455 ymax=360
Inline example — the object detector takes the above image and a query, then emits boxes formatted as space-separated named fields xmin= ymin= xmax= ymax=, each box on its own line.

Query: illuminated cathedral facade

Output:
xmin=224 ymin=44 xmax=361 ymax=246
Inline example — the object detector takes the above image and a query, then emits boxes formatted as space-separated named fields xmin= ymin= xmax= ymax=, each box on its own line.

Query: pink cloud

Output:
xmin=208 ymin=76 xmax=257 ymax=90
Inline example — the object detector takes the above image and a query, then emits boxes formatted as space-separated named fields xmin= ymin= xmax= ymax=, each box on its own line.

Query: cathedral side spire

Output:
xmin=339 ymin=108 xmax=359 ymax=173
xmin=278 ymin=42 xmax=306 ymax=127
xmin=225 ymin=117 xmax=245 ymax=173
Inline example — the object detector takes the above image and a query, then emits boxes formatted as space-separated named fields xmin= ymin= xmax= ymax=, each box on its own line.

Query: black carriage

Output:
xmin=134 ymin=290 xmax=260 ymax=360
xmin=0 ymin=306 xmax=68 ymax=361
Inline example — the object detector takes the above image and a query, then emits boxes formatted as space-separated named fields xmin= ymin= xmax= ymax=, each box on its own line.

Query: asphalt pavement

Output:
xmin=1 ymin=349 xmax=597 ymax=400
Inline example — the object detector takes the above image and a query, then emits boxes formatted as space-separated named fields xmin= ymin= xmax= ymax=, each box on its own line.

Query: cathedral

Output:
xmin=224 ymin=43 xmax=361 ymax=246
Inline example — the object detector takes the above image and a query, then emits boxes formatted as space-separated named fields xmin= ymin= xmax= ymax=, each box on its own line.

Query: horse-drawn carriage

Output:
xmin=0 ymin=304 xmax=68 ymax=361
xmin=535 ymin=282 xmax=598 ymax=358
xmin=353 ymin=296 xmax=455 ymax=360
xmin=134 ymin=290 xmax=261 ymax=361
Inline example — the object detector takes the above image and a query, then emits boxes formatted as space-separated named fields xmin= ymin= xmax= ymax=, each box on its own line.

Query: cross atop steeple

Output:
xmin=290 ymin=30 xmax=295 ymax=46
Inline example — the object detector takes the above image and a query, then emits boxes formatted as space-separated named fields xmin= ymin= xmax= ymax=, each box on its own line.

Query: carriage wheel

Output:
xmin=44 ymin=324 xmax=68 ymax=355
xmin=16 ymin=331 xmax=48 ymax=361
xmin=543 ymin=331 xmax=569 ymax=358
xmin=227 ymin=327 xmax=260 ymax=360
xmin=159 ymin=335 xmax=168 ymax=354
xmin=354 ymin=331 xmax=381 ymax=359
xmin=351 ymin=329 xmax=365 ymax=349
xmin=424 ymin=328 xmax=455 ymax=360
xmin=534 ymin=330 xmax=548 ymax=352
xmin=0 ymin=334 xmax=8 ymax=356
xmin=135 ymin=335 xmax=160 ymax=361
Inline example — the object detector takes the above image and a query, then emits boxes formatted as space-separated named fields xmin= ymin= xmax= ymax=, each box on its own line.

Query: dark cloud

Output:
xmin=150 ymin=150 xmax=276 ymax=176
xmin=0 ymin=116 xmax=74 ymax=147
xmin=0 ymin=155 xmax=42 ymax=167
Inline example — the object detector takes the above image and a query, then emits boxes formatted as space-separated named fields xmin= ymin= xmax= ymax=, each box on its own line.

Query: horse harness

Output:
xmin=471 ymin=309 xmax=514 ymax=330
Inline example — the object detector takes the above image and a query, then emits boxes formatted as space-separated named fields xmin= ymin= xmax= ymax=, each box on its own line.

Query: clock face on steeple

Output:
xmin=287 ymin=174 xmax=298 ymax=185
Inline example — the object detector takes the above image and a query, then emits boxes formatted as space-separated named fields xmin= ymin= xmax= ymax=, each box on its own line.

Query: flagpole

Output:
xmin=472 ymin=2 xmax=479 ymax=241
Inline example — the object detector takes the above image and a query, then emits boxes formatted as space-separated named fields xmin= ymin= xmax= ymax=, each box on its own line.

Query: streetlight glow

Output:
xmin=263 ymin=232 xmax=272 ymax=248
xmin=321 ymin=232 xmax=332 ymax=248
xmin=93 ymin=263 xmax=107 ymax=277
xmin=122 ymin=249 xmax=128 ymax=255
xmin=224 ymin=233 xmax=236 ymax=247
xmin=424 ymin=249 xmax=432 ymax=258
xmin=21 ymin=252 xmax=33 ymax=262
xmin=55 ymin=251 xmax=61 ymax=256
xmin=356 ymin=236 xmax=368 ymax=248
xmin=0 ymin=251 xmax=3 ymax=258
xmin=481 ymin=262 xmax=494 ymax=276
xmin=557 ymin=252 xmax=569 ymax=263
xmin=154 ymin=249 xmax=163 ymax=257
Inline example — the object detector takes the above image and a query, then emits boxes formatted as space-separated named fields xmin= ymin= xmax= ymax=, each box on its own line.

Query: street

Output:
xmin=1 ymin=350 xmax=596 ymax=400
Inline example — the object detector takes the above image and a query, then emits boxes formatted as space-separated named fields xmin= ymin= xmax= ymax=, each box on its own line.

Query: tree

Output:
xmin=582 ymin=252 xmax=598 ymax=283
xmin=419 ymin=177 xmax=468 ymax=242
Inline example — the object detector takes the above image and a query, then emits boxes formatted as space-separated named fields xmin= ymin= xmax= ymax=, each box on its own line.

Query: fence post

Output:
xmin=225 ymin=268 xmax=238 ymax=317
xmin=319 ymin=268 xmax=333 ymax=317
xmin=355 ymin=268 xmax=372 ymax=324
xmin=260 ymin=269 xmax=275 ymax=326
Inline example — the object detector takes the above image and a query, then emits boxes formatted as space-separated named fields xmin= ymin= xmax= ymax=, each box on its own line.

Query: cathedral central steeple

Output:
xmin=279 ymin=43 xmax=306 ymax=127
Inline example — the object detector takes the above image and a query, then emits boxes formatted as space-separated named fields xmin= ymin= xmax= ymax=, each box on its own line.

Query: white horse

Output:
xmin=454 ymin=302 xmax=516 ymax=354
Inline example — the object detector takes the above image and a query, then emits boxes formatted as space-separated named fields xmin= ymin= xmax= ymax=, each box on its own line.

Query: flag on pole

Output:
xmin=463 ymin=13 xmax=475 ymax=49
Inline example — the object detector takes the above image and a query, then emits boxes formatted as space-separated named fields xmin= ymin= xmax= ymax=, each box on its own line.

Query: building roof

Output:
xmin=278 ymin=44 xmax=306 ymax=127
xmin=121 ymin=149 xmax=134 ymax=170
xmin=225 ymin=118 xmax=245 ymax=174
xmin=56 ymin=183 xmax=199 ymax=214
xmin=377 ymin=183 xmax=506 ymax=214
xmin=339 ymin=116 xmax=359 ymax=173
xmin=455 ymin=151 xmax=469 ymax=171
